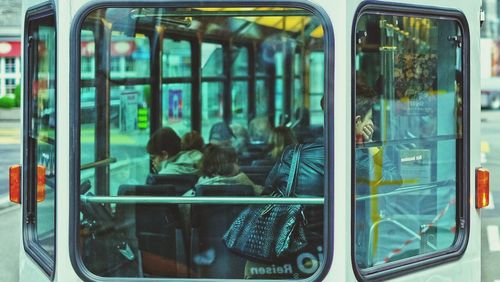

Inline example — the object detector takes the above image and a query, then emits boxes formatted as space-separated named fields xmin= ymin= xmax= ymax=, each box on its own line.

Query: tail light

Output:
xmin=9 ymin=164 xmax=46 ymax=204
xmin=9 ymin=165 xmax=21 ymax=204
xmin=476 ymin=167 xmax=490 ymax=209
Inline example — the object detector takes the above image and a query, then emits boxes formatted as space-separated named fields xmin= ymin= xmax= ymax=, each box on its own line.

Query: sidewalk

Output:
xmin=0 ymin=108 xmax=20 ymax=210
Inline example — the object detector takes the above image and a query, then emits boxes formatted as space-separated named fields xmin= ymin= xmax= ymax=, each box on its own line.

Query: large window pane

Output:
xmin=309 ymin=52 xmax=324 ymax=126
xmin=78 ymin=6 xmax=326 ymax=280
xmin=201 ymin=81 xmax=223 ymax=142
xmin=202 ymin=43 xmax=223 ymax=77
xmin=163 ymin=39 xmax=191 ymax=78
xmin=28 ymin=19 xmax=56 ymax=262
xmin=110 ymin=35 xmax=150 ymax=79
xmin=354 ymin=14 xmax=463 ymax=270
xmin=231 ymin=80 xmax=248 ymax=126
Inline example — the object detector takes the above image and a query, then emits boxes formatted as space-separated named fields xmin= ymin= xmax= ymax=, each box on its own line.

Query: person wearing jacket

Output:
xmin=146 ymin=127 xmax=202 ymax=175
xmin=354 ymin=82 xmax=402 ymax=268
xmin=243 ymin=118 xmax=324 ymax=279
xmin=184 ymin=144 xmax=262 ymax=196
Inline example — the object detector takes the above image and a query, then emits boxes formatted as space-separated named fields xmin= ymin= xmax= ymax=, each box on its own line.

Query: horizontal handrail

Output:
xmin=355 ymin=134 xmax=458 ymax=149
xmin=81 ymin=157 xmax=117 ymax=170
xmin=356 ymin=180 xmax=455 ymax=201
xmin=81 ymin=195 xmax=324 ymax=205
xmin=132 ymin=10 xmax=314 ymax=18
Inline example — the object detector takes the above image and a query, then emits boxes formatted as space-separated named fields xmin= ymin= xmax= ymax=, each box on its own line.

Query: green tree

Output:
xmin=14 ymin=84 xmax=21 ymax=107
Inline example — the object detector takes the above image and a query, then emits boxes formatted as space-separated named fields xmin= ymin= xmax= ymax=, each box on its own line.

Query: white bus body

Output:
xmin=16 ymin=0 xmax=483 ymax=281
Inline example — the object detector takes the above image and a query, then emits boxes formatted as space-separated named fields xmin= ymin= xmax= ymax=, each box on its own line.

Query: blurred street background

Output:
xmin=0 ymin=110 xmax=21 ymax=282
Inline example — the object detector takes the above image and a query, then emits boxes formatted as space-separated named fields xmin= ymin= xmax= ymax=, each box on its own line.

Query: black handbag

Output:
xmin=222 ymin=144 xmax=307 ymax=262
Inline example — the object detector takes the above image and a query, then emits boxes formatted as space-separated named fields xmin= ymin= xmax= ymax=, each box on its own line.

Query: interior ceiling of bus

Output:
xmin=85 ymin=7 xmax=324 ymax=41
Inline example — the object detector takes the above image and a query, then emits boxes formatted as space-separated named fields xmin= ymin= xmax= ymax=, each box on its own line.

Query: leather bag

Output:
xmin=222 ymin=144 xmax=307 ymax=262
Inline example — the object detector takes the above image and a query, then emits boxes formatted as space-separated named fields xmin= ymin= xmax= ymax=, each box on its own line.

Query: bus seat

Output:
xmin=81 ymin=190 xmax=140 ymax=277
xmin=239 ymin=165 xmax=273 ymax=185
xmin=190 ymin=185 xmax=254 ymax=278
xmin=251 ymin=159 xmax=275 ymax=166
xmin=146 ymin=173 xmax=199 ymax=194
xmin=117 ymin=184 xmax=188 ymax=278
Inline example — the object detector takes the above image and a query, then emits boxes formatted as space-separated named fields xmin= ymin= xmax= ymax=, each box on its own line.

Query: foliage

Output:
xmin=0 ymin=96 xmax=15 ymax=109
xmin=14 ymin=85 xmax=21 ymax=107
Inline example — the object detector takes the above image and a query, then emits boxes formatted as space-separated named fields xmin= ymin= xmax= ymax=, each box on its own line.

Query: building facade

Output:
xmin=0 ymin=1 xmax=21 ymax=98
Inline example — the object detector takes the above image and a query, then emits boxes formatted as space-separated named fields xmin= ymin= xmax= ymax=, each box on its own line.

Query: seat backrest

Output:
xmin=239 ymin=165 xmax=273 ymax=185
xmin=190 ymin=184 xmax=254 ymax=278
xmin=251 ymin=159 xmax=275 ymax=166
xmin=146 ymin=174 xmax=199 ymax=194
xmin=116 ymin=184 xmax=188 ymax=277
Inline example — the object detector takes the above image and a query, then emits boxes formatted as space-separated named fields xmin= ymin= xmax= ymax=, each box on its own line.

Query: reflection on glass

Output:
xmin=354 ymin=14 xmax=462 ymax=269
xmin=163 ymin=39 xmax=191 ymax=78
xmin=202 ymin=43 xmax=223 ymax=77
xmin=202 ymin=81 xmax=223 ymax=142
xmin=32 ymin=24 xmax=56 ymax=258
xmin=78 ymin=6 xmax=326 ymax=280
xmin=110 ymin=36 xmax=150 ymax=79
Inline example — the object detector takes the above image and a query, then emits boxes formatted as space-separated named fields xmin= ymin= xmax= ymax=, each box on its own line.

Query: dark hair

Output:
xmin=146 ymin=127 xmax=181 ymax=156
xmin=209 ymin=122 xmax=235 ymax=143
xmin=355 ymin=81 xmax=377 ymax=118
xmin=200 ymin=144 xmax=238 ymax=177
xmin=181 ymin=131 xmax=204 ymax=151
xmin=269 ymin=126 xmax=298 ymax=160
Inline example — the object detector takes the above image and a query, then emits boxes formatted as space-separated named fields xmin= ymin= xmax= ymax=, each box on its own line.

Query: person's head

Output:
xmin=249 ymin=116 xmax=272 ymax=144
xmin=230 ymin=123 xmax=250 ymax=153
xmin=181 ymin=131 xmax=204 ymax=151
xmin=355 ymin=81 xmax=377 ymax=142
xmin=147 ymin=127 xmax=181 ymax=166
xmin=209 ymin=121 xmax=235 ymax=146
xmin=269 ymin=126 xmax=298 ymax=160
xmin=200 ymin=144 xmax=239 ymax=177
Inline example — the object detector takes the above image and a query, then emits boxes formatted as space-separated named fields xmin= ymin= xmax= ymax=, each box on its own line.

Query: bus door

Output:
xmin=20 ymin=3 xmax=56 ymax=279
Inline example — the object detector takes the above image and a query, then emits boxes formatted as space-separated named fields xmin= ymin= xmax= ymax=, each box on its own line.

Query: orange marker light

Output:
xmin=37 ymin=165 xmax=46 ymax=202
xmin=9 ymin=165 xmax=21 ymax=204
xmin=476 ymin=167 xmax=490 ymax=209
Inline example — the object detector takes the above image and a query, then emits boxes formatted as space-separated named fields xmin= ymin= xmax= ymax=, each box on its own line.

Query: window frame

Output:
xmin=5 ymin=57 xmax=16 ymax=73
xmin=350 ymin=2 xmax=470 ymax=281
xmin=69 ymin=1 xmax=334 ymax=281
xmin=23 ymin=1 xmax=57 ymax=279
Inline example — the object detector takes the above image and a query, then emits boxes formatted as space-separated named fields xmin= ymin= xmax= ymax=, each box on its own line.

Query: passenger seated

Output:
xmin=267 ymin=126 xmax=298 ymax=161
xmin=181 ymin=130 xmax=204 ymax=152
xmin=184 ymin=144 xmax=263 ymax=196
xmin=208 ymin=121 xmax=235 ymax=147
xmin=146 ymin=127 xmax=202 ymax=175
xmin=230 ymin=123 xmax=250 ymax=155
xmin=248 ymin=116 xmax=271 ymax=145
xmin=243 ymin=102 xmax=325 ymax=279
xmin=354 ymin=81 xmax=402 ymax=268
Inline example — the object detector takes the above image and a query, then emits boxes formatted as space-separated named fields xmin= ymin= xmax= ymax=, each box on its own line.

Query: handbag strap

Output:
xmin=284 ymin=144 xmax=303 ymax=197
